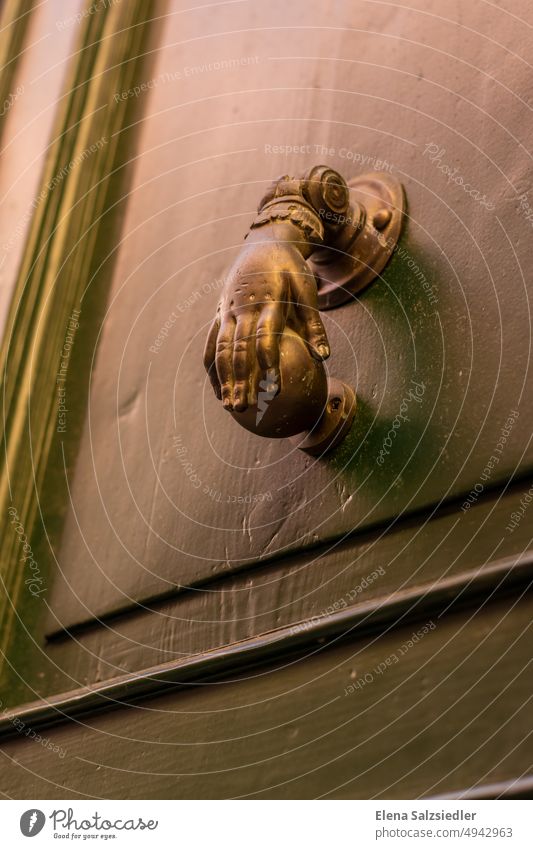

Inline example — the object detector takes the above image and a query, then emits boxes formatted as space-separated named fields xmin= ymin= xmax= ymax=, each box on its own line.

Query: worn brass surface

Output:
xmin=204 ymin=166 xmax=402 ymax=453
xmin=311 ymin=171 xmax=406 ymax=309
xmin=290 ymin=378 xmax=356 ymax=456
xmin=228 ymin=328 xmax=329 ymax=439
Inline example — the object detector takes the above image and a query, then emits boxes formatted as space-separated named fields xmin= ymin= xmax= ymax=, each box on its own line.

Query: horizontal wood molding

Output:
xmin=437 ymin=776 xmax=533 ymax=800
xmin=38 ymin=473 xmax=533 ymax=699
xmin=1 ymin=551 xmax=531 ymax=740
xmin=46 ymin=468 xmax=533 ymax=638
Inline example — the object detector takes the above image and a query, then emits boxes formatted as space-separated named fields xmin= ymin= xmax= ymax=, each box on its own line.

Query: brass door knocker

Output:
xmin=204 ymin=165 xmax=405 ymax=455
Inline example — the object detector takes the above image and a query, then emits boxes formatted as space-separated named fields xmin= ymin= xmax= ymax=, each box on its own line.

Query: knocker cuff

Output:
xmin=250 ymin=196 xmax=325 ymax=244
xmin=250 ymin=166 xmax=352 ymax=245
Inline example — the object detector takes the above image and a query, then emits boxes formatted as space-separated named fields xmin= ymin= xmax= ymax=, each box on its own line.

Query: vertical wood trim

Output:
xmin=0 ymin=0 xmax=34 ymax=139
xmin=0 ymin=0 xmax=159 ymax=678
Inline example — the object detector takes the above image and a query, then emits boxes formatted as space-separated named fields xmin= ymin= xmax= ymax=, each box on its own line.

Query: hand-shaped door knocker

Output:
xmin=203 ymin=165 xmax=405 ymax=455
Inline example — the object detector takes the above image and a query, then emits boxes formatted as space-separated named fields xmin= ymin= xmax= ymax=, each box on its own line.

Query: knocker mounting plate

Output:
xmin=309 ymin=171 xmax=405 ymax=310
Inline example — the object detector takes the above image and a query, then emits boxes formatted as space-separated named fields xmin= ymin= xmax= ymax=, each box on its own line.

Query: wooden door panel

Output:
xmin=42 ymin=476 xmax=533 ymax=695
xmin=2 ymin=0 xmax=532 ymax=803
xmin=45 ymin=1 xmax=533 ymax=626
xmin=3 ymin=592 xmax=532 ymax=799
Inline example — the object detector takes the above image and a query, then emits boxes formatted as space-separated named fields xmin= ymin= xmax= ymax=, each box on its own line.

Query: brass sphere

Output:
xmin=230 ymin=328 xmax=328 ymax=438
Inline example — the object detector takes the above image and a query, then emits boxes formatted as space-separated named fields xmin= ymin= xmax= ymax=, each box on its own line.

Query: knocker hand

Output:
xmin=203 ymin=221 xmax=331 ymax=412
xmin=201 ymin=164 xmax=402 ymax=455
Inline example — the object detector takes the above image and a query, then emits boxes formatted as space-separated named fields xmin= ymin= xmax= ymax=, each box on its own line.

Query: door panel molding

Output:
xmin=0 ymin=0 xmax=160 ymax=692
xmin=1 ymin=551 xmax=531 ymax=741
xmin=40 ymin=473 xmax=533 ymax=697
xmin=1 ymin=591 xmax=531 ymax=799
xmin=437 ymin=775 xmax=533 ymax=801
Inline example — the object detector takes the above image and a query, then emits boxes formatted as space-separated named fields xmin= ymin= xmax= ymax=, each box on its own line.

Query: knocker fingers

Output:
xmin=203 ymin=315 xmax=222 ymax=399
xmin=215 ymin=314 xmax=236 ymax=409
xmin=293 ymin=272 xmax=330 ymax=361
xmin=232 ymin=314 xmax=258 ymax=411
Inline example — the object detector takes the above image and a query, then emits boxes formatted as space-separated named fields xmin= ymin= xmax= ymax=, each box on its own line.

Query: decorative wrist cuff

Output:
xmin=251 ymin=197 xmax=325 ymax=243
xmin=251 ymin=166 xmax=352 ymax=244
